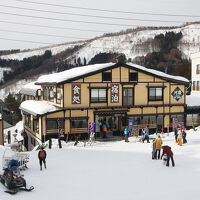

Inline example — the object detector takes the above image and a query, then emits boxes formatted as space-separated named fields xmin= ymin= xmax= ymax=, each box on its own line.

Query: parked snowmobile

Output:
xmin=0 ymin=159 xmax=34 ymax=194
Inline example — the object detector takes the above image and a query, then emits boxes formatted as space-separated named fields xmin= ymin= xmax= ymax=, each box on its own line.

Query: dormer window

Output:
xmin=102 ymin=72 xmax=112 ymax=81
xmin=129 ymin=72 xmax=138 ymax=82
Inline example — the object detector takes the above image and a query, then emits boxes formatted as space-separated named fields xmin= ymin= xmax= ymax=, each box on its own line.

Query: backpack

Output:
xmin=39 ymin=150 xmax=45 ymax=158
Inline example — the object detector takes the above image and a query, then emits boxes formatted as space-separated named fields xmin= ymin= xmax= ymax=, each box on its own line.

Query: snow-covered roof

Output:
xmin=36 ymin=62 xmax=115 ymax=84
xmin=186 ymin=95 xmax=200 ymax=107
xmin=20 ymin=100 xmax=57 ymax=116
xmin=126 ymin=63 xmax=189 ymax=83
xmin=20 ymin=81 xmax=41 ymax=96
xmin=36 ymin=62 xmax=189 ymax=85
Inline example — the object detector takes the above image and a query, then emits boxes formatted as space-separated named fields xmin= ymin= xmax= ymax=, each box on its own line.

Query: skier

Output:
xmin=38 ymin=146 xmax=47 ymax=171
xmin=142 ymin=125 xmax=150 ymax=143
xmin=152 ymin=135 xmax=163 ymax=159
xmin=161 ymin=145 xmax=175 ymax=167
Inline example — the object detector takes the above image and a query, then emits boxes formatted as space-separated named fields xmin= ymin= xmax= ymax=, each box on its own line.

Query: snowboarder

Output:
xmin=38 ymin=146 xmax=47 ymax=171
xmin=161 ymin=145 xmax=175 ymax=167
xmin=152 ymin=135 xmax=163 ymax=159
xmin=142 ymin=125 xmax=150 ymax=143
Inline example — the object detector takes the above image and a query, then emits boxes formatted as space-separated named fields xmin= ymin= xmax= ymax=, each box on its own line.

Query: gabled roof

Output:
xmin=35 ymin=62 xmax=189 ymax=85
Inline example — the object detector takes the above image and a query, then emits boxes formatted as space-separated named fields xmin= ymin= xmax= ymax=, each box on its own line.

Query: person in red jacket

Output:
xmin=38 ymin=146 xmax=47 ymax=171
xmin=161 ymin=145 xmax=175 ymax=167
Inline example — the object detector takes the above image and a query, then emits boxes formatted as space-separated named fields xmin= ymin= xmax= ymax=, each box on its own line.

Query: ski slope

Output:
xmin=0 ymin=127 xmax=200 ymax=200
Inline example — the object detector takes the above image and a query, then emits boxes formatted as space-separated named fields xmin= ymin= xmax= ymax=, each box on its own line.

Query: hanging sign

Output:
xmin=72 ymin=84 xmax=81 ymax=104
xmin=110 ymin=84 xmax=119 ymax=103
xmin=172 ymin=87 xmax=183 ymax=101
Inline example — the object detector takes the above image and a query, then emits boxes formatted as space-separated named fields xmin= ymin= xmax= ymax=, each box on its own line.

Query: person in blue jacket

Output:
xmin=142 ymin=125 xmax=150 ymax=143
xmin=124 ymin=127 xmax=129 ymax=142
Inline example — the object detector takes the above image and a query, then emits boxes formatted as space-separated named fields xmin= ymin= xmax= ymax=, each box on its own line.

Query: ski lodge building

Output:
xmin=19 ymin=62 xmax=189 ymax=150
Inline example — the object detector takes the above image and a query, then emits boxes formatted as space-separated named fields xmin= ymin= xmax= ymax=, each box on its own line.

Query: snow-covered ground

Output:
xmin=1 ymin=127 xmax=200 ymax=200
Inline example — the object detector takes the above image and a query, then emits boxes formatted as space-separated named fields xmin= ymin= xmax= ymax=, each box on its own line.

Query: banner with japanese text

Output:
xmin=110 ymin=84 xmax=119 ymax=103
xmin=72 ymin=84 xmax=81 ymax=104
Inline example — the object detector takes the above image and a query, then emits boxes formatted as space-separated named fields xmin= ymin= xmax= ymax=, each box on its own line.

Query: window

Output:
xmin=123 ymin=88 xmax=134 ymax=106
xmin=90 ymin=88 xmax=107 ymax=103
xmin=56 ymin=86 xmax=61 ymax=104
xmin=43 ymin=86 xmax=54 ymax=102
xmin=47 ymin=119 xmax=58 ymax=130
xmin=43 ymin=87 xmax=47 ymax=100
xmin=197 ymin=81 xmax=200 ymax=91
xmin=196 ymin=64 xmax=200 ymax=74
xmin=48 ymin=86 xmax=54 ymax=102
xmin=25 ymin=115 xmax=31 ymax=129
xmin=33 ymin=118 xmax=39 ymax=132
xmin=31 ymin=137 xmax=36 ymax=146
xmin=193 ymin=81 xmax=196 ymax=90
xmin=129 ymin=72 xmax=138 ymax=81
xmin=71 ymin=119 xmax=88 ymax=128
xmin=102 ymin=72 xmax=112 ymax=81
xmin=148 ymin=88 xmax=163 ymax=101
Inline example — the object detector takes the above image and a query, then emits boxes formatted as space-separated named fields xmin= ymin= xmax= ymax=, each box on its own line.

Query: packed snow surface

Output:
xmin=1 ymin=127 xmax=200 ymax=200
xmin=20 ymin=100 xmax=57 ymax=116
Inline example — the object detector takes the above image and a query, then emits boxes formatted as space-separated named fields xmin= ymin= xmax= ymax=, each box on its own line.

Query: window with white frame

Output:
xmin=90 ymin=88 xmax=107 ymax=103
xmin=148 ymin=88 xmax=163 ymax=101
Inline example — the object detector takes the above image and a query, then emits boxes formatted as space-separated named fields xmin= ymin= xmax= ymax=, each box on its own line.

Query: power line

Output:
xmin=0 ymin=37 xmax=54 ymax=45
xmin=0 ymin=4 xmax=192 ymax=23
xmin=0 ymin=20 xmax=106 ymax=33
xmin=0 ymin=29 xmax=90 ymax=40
xmin=14 ymin=0 xmax=200 ymax=18
xmin=0 ymin=11 xmax=185 ymax=26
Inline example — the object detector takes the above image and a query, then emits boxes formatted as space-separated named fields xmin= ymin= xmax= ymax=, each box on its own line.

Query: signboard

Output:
xmin=172 ymin=87 xmax=183 ymax=101
xmin=128 ymin=119 xmax=134 ymax=135
xmin=110 ymin=84 xmax=119 ymax=103
xmin=72 ymin=84 xmax=81 ymax=104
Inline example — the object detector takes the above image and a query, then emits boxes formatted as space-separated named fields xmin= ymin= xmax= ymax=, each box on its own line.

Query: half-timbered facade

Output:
xmin=20 ymin=62 xmax=189 ymax=150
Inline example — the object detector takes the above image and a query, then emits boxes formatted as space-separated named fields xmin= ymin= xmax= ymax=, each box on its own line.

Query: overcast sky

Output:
xmin=0 ymin=0 xmax=200 ymax=51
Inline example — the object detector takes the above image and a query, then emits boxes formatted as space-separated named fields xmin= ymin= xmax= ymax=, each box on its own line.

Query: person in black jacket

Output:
xmin=38 ymin=146 xmax=47 ymax=171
